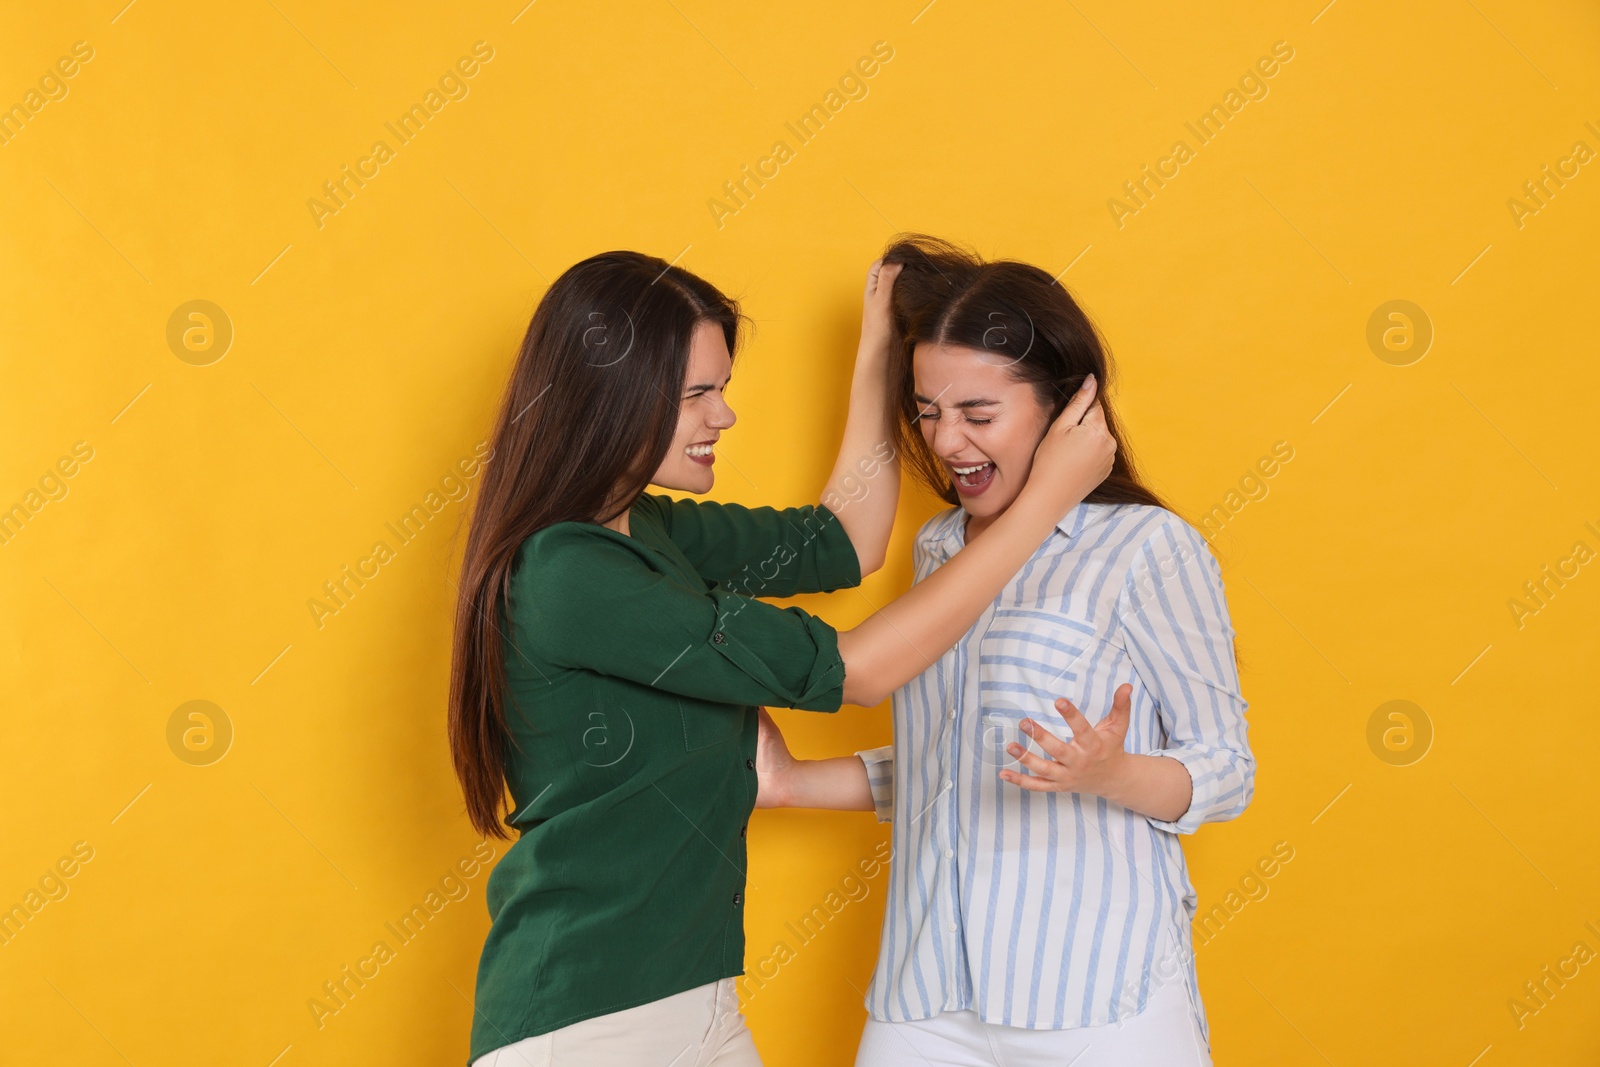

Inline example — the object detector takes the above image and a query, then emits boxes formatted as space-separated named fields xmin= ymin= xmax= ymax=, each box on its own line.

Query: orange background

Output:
xmin=2 ymin=2 xmax=1598 ymax=1064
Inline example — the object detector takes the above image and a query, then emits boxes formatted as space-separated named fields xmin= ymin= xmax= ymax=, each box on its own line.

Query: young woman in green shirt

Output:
xmin=448 ymin=249 xmax=1115 ymax=1066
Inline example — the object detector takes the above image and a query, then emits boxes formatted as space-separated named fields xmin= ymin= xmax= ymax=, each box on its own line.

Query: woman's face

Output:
xmin=912 ymin=342 xmax=1053 ymax=531
xmin=651 ymin=319 xmax=737 ymax=494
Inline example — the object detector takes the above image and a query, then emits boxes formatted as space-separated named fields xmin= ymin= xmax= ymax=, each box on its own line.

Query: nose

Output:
xmin=927 ymin=413 xmax=967 ymax=459
xmin=708 ymin=392 xmax=736 ymax=431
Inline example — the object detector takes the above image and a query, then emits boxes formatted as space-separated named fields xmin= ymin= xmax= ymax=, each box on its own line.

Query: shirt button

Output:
xmin=712 ymin=632 xmax=726 ymax=644
xmin=944 ymin=779 xmax=953 ymax=790
xmin=944 ymin=848 xmax=954 ymax=859
xmin=746 ymin=758 xmax=756 ymax=770
xmin=733 ymin=892 xmax=743 ymax=906
xmin=948 ymin=922 xmax=958 ymax=933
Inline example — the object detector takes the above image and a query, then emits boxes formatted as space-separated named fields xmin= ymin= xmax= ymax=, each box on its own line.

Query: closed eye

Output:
xmin=686 ymin=374 xmax=732 ymax=400
xmin=915 ymin=393 xmax=998 ymax=425
xmin=917 ymin=410 xmax=992 ymax=425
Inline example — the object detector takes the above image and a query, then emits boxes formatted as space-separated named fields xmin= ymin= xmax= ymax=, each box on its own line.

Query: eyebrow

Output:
xmin=686 ymin=373 xmax=733 ymax=393
xmin=913 ymin=394 xmax=999 ymax=409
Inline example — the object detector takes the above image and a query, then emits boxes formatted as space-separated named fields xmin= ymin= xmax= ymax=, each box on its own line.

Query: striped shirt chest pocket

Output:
xmin=976 ymin=607 xmax=1119 ymax=722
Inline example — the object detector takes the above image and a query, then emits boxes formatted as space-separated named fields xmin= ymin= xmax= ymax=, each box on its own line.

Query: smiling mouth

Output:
xmin=950 ymin=461 xmax=995 ymax=494
xmin=686 ymin=440 xmax=717 ymax=466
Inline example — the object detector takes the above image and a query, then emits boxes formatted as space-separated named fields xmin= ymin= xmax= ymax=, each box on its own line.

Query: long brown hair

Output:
xmin=881 ymin=233 xmax=1172 ymax=514
xmin=449 ymin=251 xmax=744 ymax=838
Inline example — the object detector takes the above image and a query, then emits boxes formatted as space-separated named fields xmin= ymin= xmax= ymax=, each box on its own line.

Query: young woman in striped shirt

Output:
xmin=756 ymin=234 xmax=1256 ymax=1067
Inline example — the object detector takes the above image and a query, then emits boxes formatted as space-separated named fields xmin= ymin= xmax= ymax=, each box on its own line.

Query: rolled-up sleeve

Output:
xmin=513 ymin=523 xmax=847 ymax=712
xmin=855 ymin=745 xmax=895 ymax=823
xmin=1116 ymin=518 xmax=1255 ymax=835
xmin=647 ymin=495 xmax=862 ymax=598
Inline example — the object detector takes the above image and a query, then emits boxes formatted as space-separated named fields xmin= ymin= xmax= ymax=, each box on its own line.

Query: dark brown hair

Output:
xmin=881 ymin=233 xmax=1172 ymax=514
xmin=449 ymin=251 xmax=744 ymax=838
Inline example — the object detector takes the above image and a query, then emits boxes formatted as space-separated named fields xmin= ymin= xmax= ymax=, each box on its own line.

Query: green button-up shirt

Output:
xmin=468 ymin=492 xmax=861 ymax=1061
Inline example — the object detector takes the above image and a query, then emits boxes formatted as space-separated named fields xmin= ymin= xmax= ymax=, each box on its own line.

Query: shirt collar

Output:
xmin=920 ymin=501 xmax=1092 ymax=559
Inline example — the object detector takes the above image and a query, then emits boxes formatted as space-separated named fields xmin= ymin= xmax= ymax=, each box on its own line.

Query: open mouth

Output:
xmin=950 ymin=461 xmax=995 ymax=496
xmin=686 ymin=441 xmax=716 ymax=467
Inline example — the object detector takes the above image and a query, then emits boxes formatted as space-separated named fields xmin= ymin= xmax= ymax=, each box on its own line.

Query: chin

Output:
xmin=959 ymin=488 xmax=1020 ymax=522
xmin=667 ymin=463 xmax=714 ymax=494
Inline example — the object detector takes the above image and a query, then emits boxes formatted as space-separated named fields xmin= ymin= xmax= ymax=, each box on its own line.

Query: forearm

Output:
xmin=821 ymin=344 xmax=899 ymax=575
xmin=1102 ymin=753 xmax=1193 ymax=824
xmin=757 ymin=756 xmax=876 ymax=811
xmin=836 ymin=489 xmax=1062 ymax=706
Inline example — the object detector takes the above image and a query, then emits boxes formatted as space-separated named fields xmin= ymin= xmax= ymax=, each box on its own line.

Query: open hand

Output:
xmin=999 ymin=683 xmax=1134 ymax=796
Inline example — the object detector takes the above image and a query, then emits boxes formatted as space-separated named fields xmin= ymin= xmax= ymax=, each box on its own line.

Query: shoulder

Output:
xmin=1085 ymin=503 xmax=1211 ymax=556
xmin=1094 ymin=505 xmax=1223 ymax=606
xmin=513 ymin=520 xmax=658 ymax=593
xmin=632 ymin=490 xmax=763 ymax=536
xmin=629 ymin=491 xmax=672 ymax=529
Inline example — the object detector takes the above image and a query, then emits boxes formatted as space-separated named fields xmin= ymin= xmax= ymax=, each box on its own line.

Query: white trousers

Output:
xmin=855 ymin=922 xmax=1212 ymax=1067
xmin=471 ymin=977 xmax=762 ymax=1067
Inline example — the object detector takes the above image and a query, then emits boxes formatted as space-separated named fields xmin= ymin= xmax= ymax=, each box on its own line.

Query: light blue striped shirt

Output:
xmin=854 ymin=501 xmax=1255 ymax=1044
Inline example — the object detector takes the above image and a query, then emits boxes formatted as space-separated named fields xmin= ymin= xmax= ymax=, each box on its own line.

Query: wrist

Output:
xmin=1019 ymin=469 xmax=1093 ymax=525
xmin=757 ymin=760 xmax=795 ymax=809
xmin=998 ymin=484 xmax=1061 ymax=535
xmin=1093 ymin=751 xmax=1135 ymax=808
xmin=855 ymin=334 xmax=893 ymax=362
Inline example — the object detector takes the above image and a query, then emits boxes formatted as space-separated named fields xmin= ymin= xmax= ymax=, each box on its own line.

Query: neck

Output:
xmin=596 ymin=481 xmax=643 ymax=536
xmin=963 ymin=509 xmax=995 ymax=544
